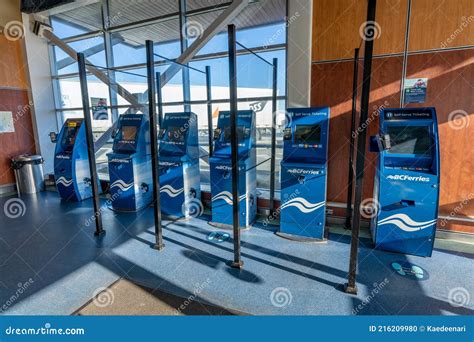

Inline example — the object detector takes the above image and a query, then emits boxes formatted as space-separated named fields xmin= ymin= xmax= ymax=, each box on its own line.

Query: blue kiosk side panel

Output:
xmin=279 ymin=107 xmax=330 ymax=240
xmin=371 ymin=107 xmax=440 ymax=257
xmin=158 ymin=112 xmax=201 ymax=218
xmin=54 ymin=119 xmax=99 ymax=201
xmin=209 ymin=110 xmax=257 ymax=228
xmin=107 ymin=114 xmax=153 ymax=211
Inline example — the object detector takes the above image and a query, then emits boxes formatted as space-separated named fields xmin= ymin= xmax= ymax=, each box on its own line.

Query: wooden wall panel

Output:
xmin=0 ymin=89 xmax=36 ymax=185
xmin=312 ymin=0 xmax=408 ymax=62
xmin=311 ymin=56 xmax=403 ymax=203
xmin=373 ymin=0 xmax=408 ymax=56
xmin=311 ymin=1 xmax=474 ymax=232
xmin=0 ymin=0 xmax=21 ymax=28
xmin=0 ymin=36 xmax=29 ymax=89
xmin=409 ymin=0 xmax=474 ymax=51
xmin=312 ymin=60 xmax=355 ymax=202
xmin=405 ymin=49 xmax=474 ymax=219
xmin=312 ymin=0 xmax=365 ymax=62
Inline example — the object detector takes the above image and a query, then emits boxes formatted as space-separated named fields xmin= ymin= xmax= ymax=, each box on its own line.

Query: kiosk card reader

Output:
xmin=209 ymin=110 xmax=257 ymax=228
xmin=369 ymin=107 xmax=440 ymax=257
xmin=54 ymin=119 xmax=100 ymax=201
xmin=279 ymin=107 xmax=330 ymax=240
xmin=158 ymin=112 xmax=200 ymax=218
xmin=107 ymin=114 xmax=152 ymax=211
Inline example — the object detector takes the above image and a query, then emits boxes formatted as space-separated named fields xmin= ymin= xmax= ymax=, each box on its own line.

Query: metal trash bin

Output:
xmin=11 ymin=155 xmax=45 ymax=194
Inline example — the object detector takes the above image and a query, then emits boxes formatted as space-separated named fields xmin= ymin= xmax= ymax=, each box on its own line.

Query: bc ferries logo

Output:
xmin=379 ymin=213 xmax=436 ymax=232
xmin=110 ymin=158 xmax=131 ymax=164
xmin=110 ymin=180 xmax=134 ymax=191
xmin=386 ymin=175 xmax=430 ymax=182
xmin=56 ymin=155 xmax=71 ymax=160
xmin=160 ymin=161 xmax=178 ymax=167
xmin=280 ymin=198 xmax=325 ymax=214
xmin=212 ymin=191 xmax=246 ymax=205
xmin=160 ymin=185 xmax=184 ymax=197
xmin=56 ymin=176 xmax=73 ymax=187
xmin=215 ymin=165 xmax=244 ymax=171
xmin=287 ymin=168 xmax=320 ymax=175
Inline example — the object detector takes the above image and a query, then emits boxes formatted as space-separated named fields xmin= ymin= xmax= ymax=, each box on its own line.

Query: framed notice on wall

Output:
xmin=91 ymin=97 xmax=108 ymax=120
xmin=404 ymin=78 xmax=428 ymax=104
xmin=0 ymin=111 xmax=14 ymax=133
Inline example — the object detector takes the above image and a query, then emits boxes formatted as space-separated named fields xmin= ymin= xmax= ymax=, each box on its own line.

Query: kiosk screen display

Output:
xmin=387 ymin=126 xmax=431 ymax=155
xmin=122 ymin=126 xmax=138 ymax=141
xmin=61 ymin=125 xmax=79 ymax=150
xmin=167 ymin=126 xmax=185 ymax=142
xmin=294 ymin=125 xmax=321 ymax=144
xmin=223 ymin=127 xmax=246 ymax=142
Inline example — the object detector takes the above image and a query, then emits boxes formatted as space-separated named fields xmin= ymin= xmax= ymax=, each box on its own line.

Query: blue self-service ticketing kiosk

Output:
xmin=209 ymin=110 xmax=257 ymax=228
xmin=107 ymin=114 xmax=152 ymax=211
xmin=279 ymin=107 xmax=330 ymax=240
xmin=158 ymin=112 xmax=200 ymax=218
xmin=370 ymin=107 xmax=440 ymax=257
xmin=54 ymin=119 xmax=99 ymax=201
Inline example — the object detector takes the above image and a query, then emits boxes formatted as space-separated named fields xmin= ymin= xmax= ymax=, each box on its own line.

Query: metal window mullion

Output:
xmin=179 ymin=0 xmax=192 ymax=112
xmin=102 ymin=0 xmax=119 ymax=122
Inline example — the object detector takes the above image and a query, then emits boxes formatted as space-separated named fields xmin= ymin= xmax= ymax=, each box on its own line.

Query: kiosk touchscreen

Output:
xmin=369 ymin=107 xmax=440 ymax=257
xmin=107 ymin=114 xmax=152 ymax=211
xmin=158 ymin=112 xmax=200 ymax=218
xmin=279 ymin=107 xmax=330 ymax=240
xmin=54 ymin=119 xmax=100 ymax=201
xmin=209 ymin=110 xmax=257 ymax=228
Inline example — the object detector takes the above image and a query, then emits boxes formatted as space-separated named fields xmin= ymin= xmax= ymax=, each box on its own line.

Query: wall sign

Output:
xmin=91 ymin=97 xmax=108 ymax=120
xmin=404 ymin=78 xmax=428 ymax=104
xmin=0 ymin=111 xmax=15 ymax=133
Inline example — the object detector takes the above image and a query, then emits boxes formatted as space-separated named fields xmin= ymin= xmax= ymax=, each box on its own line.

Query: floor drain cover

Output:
xmin=207 ymin=232 xmax=230 ymax=243
xmin=391 ymin=261 xmax=428 ymax=280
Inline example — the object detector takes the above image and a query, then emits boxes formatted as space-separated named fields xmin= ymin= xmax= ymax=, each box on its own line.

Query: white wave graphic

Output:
xmin=378 ymin=213 xmax=437 ymax=232
xmin=280 ymin=197 xmax=325 ymax=213
xmin=56 ymin=177 xmax=73 ymax=187
xmin=212 ymin=191 xmax=246 ymax=205
xmin=160 ymin=184 xmax=184 ymax=197
xmin=110 ymin=179 xmax=134 ymax=191
xmin=379 ymin=213 xmax=434 ymax=226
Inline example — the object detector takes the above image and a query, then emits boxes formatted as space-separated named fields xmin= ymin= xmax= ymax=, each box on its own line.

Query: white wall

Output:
xmin=287 ymin=0 xmax=313 ymax=108
xmin=22 ymin=14 xmax=58 ymax=174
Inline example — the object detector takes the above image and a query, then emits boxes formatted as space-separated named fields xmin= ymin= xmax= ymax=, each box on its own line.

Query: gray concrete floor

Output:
xmin=76 ymin=279 xmax=241 ymax=316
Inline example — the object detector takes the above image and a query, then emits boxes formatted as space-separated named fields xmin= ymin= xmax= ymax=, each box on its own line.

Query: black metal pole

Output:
xmin=146 ymin=40 xmax=164 ymax=251
xmin=228 ymin=25 xmax=243 ymax=268
xmin=156 ymin=71 xmax=164 ymax=126
xmin=344 ymin=48 xmax=360 ymax=229
xmin=345 ymin=0 xmax=377 ymax=295
xmin=77 ymin=53 xmax=105 ymax=237
xmin=269 ymin=58 xmax=278 ymax=213
xmin=206 ymin=66 xmax=214 ymax=157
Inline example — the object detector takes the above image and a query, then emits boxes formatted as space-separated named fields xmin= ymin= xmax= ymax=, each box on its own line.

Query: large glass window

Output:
xmin=49 ymin=0 xmax=287 ymax=200
xmin=53 ymin=36 xmax=106 ymax=75
xmin=111 ymin=20 xmax=181 ymax=67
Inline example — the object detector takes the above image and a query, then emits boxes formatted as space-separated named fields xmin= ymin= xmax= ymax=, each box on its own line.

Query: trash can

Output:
xmin=11 ymin=155 xmax=45 ymax=194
